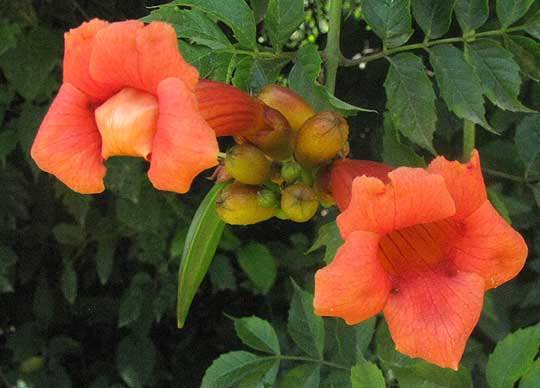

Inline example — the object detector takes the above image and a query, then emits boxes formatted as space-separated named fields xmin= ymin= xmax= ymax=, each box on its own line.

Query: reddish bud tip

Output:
xmin=258 ymin=84 xmax=315 ymax=130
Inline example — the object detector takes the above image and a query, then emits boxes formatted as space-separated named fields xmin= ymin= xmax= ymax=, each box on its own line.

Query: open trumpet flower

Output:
xmin=314 ymin=151 xmax=528 ymax=369
xmin=31 ymin=19 xmax=262 ymax=194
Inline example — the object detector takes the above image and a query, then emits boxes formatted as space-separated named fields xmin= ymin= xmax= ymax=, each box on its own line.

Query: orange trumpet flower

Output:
xmin=314 ymin=151 xmax=528 ymax=369
xmin=31 ymin=19 xmax=263 ymax=194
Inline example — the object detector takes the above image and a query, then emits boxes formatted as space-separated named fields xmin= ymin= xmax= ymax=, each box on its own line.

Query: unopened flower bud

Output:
xmin=216 ymin=183 xmax=275 ymax=225
xmin=314 ymin=166 xmax=335 ymax=208
xmin=258 ymin=84 xmax=316 ymax=130
xmin=196 ymin=79 xmax=266 ymax=136
xmin=225 ymin=144 xmax=271 ymax=185
xmin=257 ymin=189 xmax=279 ymax=208
xmin=281 ymin=183 xmax=319 ymax=223
xmin=281 ymin=161 xmax=302 ymax=183
xmin=299 ymin=168 xmax=315 ymax=186
xmin=243 ymin=106 xmax=295 ymax=161
xmin=330 ymin=159 xmax=393 ymax=211
xmin=295 ymin=111 xmax=349 ymax=167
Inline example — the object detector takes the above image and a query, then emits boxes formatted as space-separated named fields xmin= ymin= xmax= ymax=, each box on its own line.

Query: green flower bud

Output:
xmin=225 ymin=144 xmax=271 ymax=185
xmin=281 ymin=183 xmax=319 ymax=223
xmin=281 ymin=161 xmax=302 ymax=183
xmin=257 ymin=189 xmax=279 ymax=208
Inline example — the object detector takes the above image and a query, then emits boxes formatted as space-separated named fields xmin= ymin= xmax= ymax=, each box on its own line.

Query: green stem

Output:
xmin=220 ymin=48 xmax=295 ymax=60
xmin=72 ymin=0 xmax=90 ymax=19
xmin=340 ymin=24 xmax=530 ymax=66
xmin=324 ymin=0 xmax=343 ymax=94
xmin=483 ymin=168 xmax=531 ymax=183
xmin=275 ymin=355 xmax=349 ymax=371
xmin=462 ymin=120 xmax=476 ymax=161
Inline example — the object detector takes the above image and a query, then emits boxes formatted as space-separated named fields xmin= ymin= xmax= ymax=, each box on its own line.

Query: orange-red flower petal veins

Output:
xmin=196 ymin=79 xmax=266 ymax=137
xmin=427 ymin=150 xmax=528 ymax=289
xmin=316 ymin=150 xmax=528 ymax=369
xmin=148 ymin=77 xmax=218 ymax=193
xmin=384 ymin=266 xmax=485 ymax=370
xmin=330 ymin=159 xmax=393 ymax=211
xmin=337 ymin=167 xmax=456 ymax=238
xmin=450 ymin=201 xmax=528 ymax=289
xmin=30 ymin=83 xmax=106 ymax=194
xmin=314 ymin=231 xmax=391 ymax=324
xmin=89 ymin=20 xmax=198 ymax=95
xmin=63 ymin=18 xmax=116 ymax=102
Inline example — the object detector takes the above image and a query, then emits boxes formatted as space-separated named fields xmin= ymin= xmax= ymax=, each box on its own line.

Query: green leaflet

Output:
xmin=172 ymin=0 xmax=257 ymax=49
xmin=465 ymin=39 xmax=533 ymax=112
xmin=496 ymin=0 xmax=535 ymax=28
xmin=265 ymin=0 xmax=304 ymax=51
xmin=486 ymin=324 xmax=540 ymax=388
xmin=177 ymin=183 xmax=226 ymax=328
xmin=411 ymin=0 xmax=455 ymax=39
xmin=350 ymin=360 xmax=385 ymax=388
xmin=287 ymin=280 xmax=325 ymax=358
xmin=454 ymin=0 xmax=489 ymax=33
xmin=385 ymin=53 xmax=437 ymax=153
xmin=504 ymin=35 xmax=540 ymax=81
xmin=201 ymin=351 xmax=278 ymax=388
xmin=233 ymin=316 xmax=280 ymax=355
xmin=429 ymin=44 xmax=492 ymax=132
xmin=361 ymin=0 xmax=413 ymax=48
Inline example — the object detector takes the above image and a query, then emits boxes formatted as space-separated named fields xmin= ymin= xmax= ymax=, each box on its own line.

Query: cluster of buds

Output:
xmin=215 ymin=85 xmax=349 ymax=225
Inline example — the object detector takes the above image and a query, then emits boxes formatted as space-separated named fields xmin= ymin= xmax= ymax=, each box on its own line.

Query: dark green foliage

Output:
xmin=1 ymin=0 xmax=540 ymax=387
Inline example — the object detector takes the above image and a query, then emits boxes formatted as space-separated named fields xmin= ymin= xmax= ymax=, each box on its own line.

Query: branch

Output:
xmin=340 ymin=25 xmax=531 ymax=66
xmin=324 ymin=0 xmax=343 ymax=94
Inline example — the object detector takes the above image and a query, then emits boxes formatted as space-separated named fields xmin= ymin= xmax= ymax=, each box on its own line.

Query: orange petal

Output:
xmin=428 ymin=150 xmax=487 ymax=220
xmin=337 ymin=167 xmax=455 ymax=238
xmin=384 ymin=265 xmax=485 ymax=370
xmin=148 ymin=77 xmax=218 ymax=193
xmin=330 ymin=159 xmax=393 ymax=211
xmin=63 ymin=18 xmax=117 ymax=102
xmin=196 ymin=79 xmax=266 ymax=136
xmin=314 ymin=231 xmax=391 ymax=324
xmin=450 ymin=201 xmax=528 ymax=289
xmin=89 ymin=21 xmax=198 ymax=95
xmin=31 ymin=83 xmax=106 ymax=194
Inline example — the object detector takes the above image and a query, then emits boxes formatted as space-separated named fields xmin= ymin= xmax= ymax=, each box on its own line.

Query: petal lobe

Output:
xmin=31 ymin=83 xmax=106 ymax=194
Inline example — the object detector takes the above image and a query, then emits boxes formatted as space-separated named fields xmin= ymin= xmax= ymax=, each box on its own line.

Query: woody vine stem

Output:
xmin=324 ymin=0 xmax=343 ymax=94
xmin=339 ymin=24 xmax=533 ymax=66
